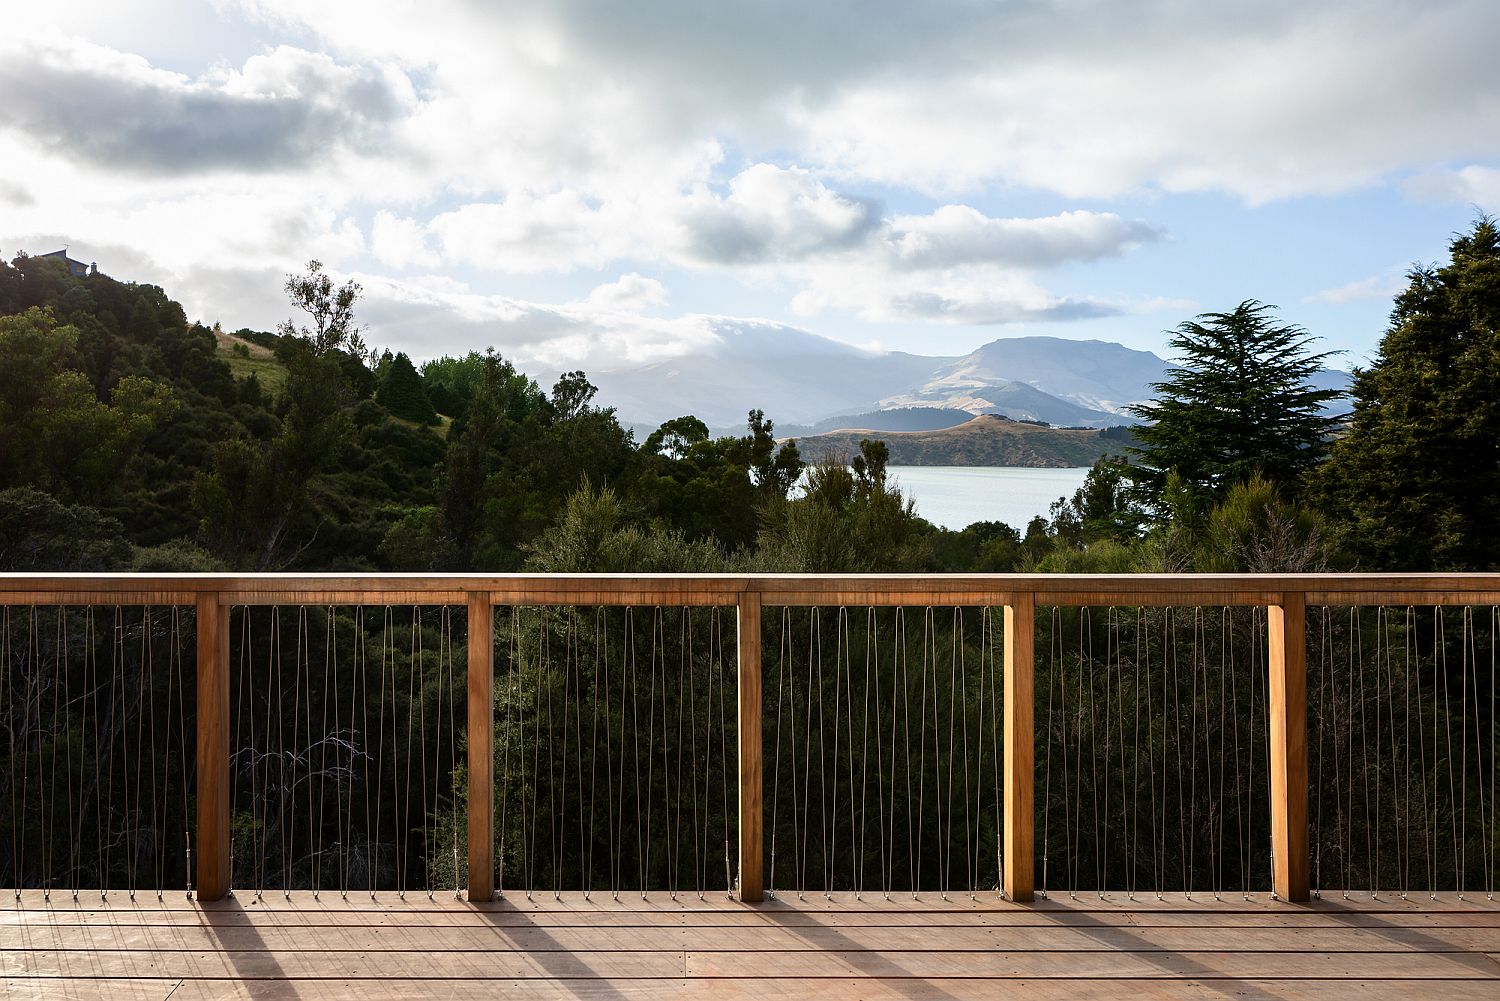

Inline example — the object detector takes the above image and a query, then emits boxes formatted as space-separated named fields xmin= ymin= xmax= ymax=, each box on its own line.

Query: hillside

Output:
xmin=777 ymin=407 xmax=975 ymax=437
xmin=790 ymin=415 xmax=1132 ymax=467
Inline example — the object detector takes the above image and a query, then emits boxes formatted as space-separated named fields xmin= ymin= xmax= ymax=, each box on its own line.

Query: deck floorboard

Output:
xmin=4 ymin=891 xmax=1499 ymax=999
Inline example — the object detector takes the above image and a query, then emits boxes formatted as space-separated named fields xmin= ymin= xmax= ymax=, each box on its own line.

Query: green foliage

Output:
xmin=1129 ymin=301 xmax=1343 ymax=507
xmin=278 ymin=260 xmax=369 ymax=360
xmin=379 ymin=505 xmax=459 ymax=570
xmin=0 ymin=486 xmax=131 ymax=570
xmin=0 ymin=307 xmax=177 ymax=500
xmin=751 ymin=441 xmax=929 ymax=572
xmin=1314 ymin=217 xmax=1500 ymax=570
xmin=375 ymin=350 xmax=438 ymax=424
xmin=420 ymin=353 xmax=488 ymax=419
xmin=632 ymin=411 xmax=799 ymax=551
xmin=524 ymin=482 xmax=724 ymax=572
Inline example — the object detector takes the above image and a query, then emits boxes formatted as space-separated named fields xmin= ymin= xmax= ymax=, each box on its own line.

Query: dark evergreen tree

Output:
xmin=376 ymin=351 xmax=438 ymax=424
xmin=1315 ymin=217 xmax=1500 ymax=570
xmin=1128 ymin=300 xmax=1342 ymax=507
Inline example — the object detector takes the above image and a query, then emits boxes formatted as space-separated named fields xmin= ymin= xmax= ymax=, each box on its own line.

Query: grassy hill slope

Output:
xmin=791 ymin=414 xmax=1130 ymax=467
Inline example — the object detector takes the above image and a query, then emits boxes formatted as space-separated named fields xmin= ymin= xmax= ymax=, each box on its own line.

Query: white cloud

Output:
xmin=672 ymin=164 xmax=879 ymax=265
xmin=209 ymin=0 xmax=1500 ymax=206
xmin=8 ymin=0 xmax=1498 ymax=367
xmin=424 ymin=192 xmax=631 ymax=274
xmin=348 ymin=273 xmax=719 ymax=371
xmin=370 ymin=210 xmax=439 ymax=269
xmin=791 ymin=268 xmax=1118 ymax=325
xmin=1305 ymin=273 xmax=1405 ymax=305
xmin=883 ymin=207 xmax=1162 ymax=270
xmin=1405 ymin=165 xmax=1500 ymax=210
xmin=582 ymin=274 xmax=669 ymax=313
xmin=0 ymin=38 xmax=415 ymax=174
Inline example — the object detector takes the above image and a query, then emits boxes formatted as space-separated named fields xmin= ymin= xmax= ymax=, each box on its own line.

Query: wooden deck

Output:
xmin=5 ymin=891 xmax=1500 ymax=999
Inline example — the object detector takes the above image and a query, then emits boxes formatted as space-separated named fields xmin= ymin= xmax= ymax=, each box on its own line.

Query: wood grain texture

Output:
xmin=467 ymin=593 xmax=495 ymax=903
xmin=737 ymin=593 xmax=763 ymax=903
xmin=5 ymin=572 xmax=1500 ymax=608
xmin=1269 ymin=593 xmax=1310 ymax=903
xmin=3 ymin=894 xmax=1498 ymax=1000
xmin=194 ymin=594 xmax=230 ymax=902
xmin=1004 ymin=594 xmax=1034 ymax=903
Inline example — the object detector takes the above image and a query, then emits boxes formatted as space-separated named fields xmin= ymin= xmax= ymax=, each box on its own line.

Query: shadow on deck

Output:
xmin=4 ymin=890 xmax=1500 ymax=999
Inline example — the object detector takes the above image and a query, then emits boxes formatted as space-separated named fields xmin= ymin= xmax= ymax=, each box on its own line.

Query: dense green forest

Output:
xmin=2 ymin=219 xmax=1497 ymax=898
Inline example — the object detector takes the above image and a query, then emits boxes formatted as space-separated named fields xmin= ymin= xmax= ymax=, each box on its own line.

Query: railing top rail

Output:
xmin=2 ymin=572 xmax=1499 ymax=606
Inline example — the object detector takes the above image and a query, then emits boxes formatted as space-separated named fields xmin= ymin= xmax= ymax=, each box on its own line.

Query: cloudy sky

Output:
xmin=3 ymin=0 xmax=1498 ymax=374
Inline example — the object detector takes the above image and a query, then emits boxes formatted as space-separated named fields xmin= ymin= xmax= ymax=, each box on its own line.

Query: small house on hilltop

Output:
xmin=39 ymin=248 xmax=98 ymax=277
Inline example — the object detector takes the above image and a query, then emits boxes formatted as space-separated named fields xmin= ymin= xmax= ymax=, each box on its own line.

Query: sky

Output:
xmin=3 ymin=0 xmax=1499 ymax=374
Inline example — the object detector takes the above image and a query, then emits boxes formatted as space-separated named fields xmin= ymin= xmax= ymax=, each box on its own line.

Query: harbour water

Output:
xmin=883 ymin=465 xmax=1093 ymax=531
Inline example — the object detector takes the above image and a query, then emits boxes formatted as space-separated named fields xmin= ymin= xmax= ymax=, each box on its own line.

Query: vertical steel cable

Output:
xmin=1383 ymin=607 xmax=1399 ymax=897
xmin=170 ymin=608 xmax=190 ymax=899
xmin=231 ymin=612 xmax=246 ymax=900
xmin=45 ymin=608 xmax=61 ymax=900
xmin=1460 ymin=606 xmax=1475 ymax=899
xmin=900 ymin=608 xmax=915 ymax=896
xmin=1041 ymin=606 xmax=1058 ymax=899
xmin=887 ymin=607 xmax=904 ymax=899
xmin=852 ymin=612 xmax=864 ymax=900
xmin=1440 ymin=607 xmax=1457 ymax=895
xmin=347 ymin=607 xmax=363 ymax=898
xmin=829 ymin=607 xmax=846 ymax=897
xmin=372 ymin=606 xmax=390 ymax=897
xmin=358 ymin=607 xmax=372 ymax=895
xmin=86 ymin=607 xmax=101 ymax=896
xmin=597 ymin=607 xmax=613 ymax=900
xmin=791 ymin=606 xmax=808 ymax=898
xmin=571 ymin=608 xmax=586 ymax=899
xmin=813 ymin=609 xmax=828 ymax=897
xmin=145 ymin=609 xmax=161 ymax=899
xmin=612 ymin=607 xmax=628 ymax=900
xmin=584 ymin=608 xmax=601 ymax=899
xmin=628 ymin=606 xmax=644 ymax=896
xmin=868 ymin=607 xmax=887 ymax=901
xmin=954 ymin=609 xmax=973 ymax=899
xmin=644 ymin=607 xmax=661 ymax=898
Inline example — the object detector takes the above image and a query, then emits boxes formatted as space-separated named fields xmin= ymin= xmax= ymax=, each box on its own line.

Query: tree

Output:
xmin=376 ymin=351 xmax=438 ymax=424
xmin=195 ymin=267 xmax=365 ymax=568
xmin=1128 ymin=301 xmax=1342 ymax=507
xmin=278 ymin=260 xmax=369 ymax=360
xmin=744 ymin=409 xmax=804 ymax=502
xmin=1315 ymin=217 xmax=1500 ymax=570
xmin=0 ymin=307 xmax=175 ymax=500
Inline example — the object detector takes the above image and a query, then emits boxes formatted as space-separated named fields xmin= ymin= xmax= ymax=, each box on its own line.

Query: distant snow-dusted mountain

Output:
xmin=884 ymin=336 xmax=1168 ymax=419
xmin=585 ymin=320 xmax=953 ymax=427
xmin=585 ymin=324 xmax=1349 ymax=434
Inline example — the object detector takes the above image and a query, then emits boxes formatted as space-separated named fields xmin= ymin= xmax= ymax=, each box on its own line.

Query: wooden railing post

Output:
xmin=737 ymin=592 xmax=764 ymax=903
xmin=1004 ymin=592 xmax=1035 ymax=903
xmin=195 ymin=592 xmax=230 ymax=901
xmin=467 ymin=592 xmax=495 ymax=902
xmin=1268 ymin=592 xmax=1310 ymax=902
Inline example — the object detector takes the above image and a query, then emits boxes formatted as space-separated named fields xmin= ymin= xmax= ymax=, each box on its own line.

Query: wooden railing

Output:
xmin=4 ymin=572 xmax=1499 ymax=906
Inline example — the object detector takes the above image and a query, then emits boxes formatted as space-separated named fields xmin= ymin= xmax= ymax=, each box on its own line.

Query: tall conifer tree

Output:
xmin=1316 ymin=217 xmax=1500 ymax=570
xmin=1129 ymin=300 xmax=1342 ymax=507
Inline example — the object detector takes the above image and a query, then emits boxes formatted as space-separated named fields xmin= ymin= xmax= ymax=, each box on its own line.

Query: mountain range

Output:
xmin=789 ymin=415 xmax=1133 ymax=467
xmin=583 ymin=323 xmax=1352 ymax=433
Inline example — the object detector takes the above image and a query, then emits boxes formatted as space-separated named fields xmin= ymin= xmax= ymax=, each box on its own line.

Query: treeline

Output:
xmin=0 ymin=256 xmax=939 ymax=575
xmin=3 ymin=218 xmax=1497 ymax=576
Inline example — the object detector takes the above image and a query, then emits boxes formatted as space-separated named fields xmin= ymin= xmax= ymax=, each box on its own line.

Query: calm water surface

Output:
xmin=884 ymin=465 xmax=1091 ymax=531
